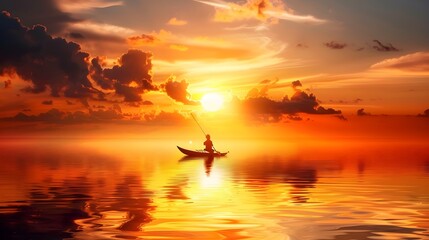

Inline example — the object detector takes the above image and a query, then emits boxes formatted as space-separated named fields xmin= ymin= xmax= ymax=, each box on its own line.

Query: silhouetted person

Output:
xmin=204 ymin=134 xmax=214 ymax=153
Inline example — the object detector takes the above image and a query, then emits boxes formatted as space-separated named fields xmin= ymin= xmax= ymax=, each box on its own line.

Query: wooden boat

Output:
xmin=177 ymin=146 xmax=228 ymax=157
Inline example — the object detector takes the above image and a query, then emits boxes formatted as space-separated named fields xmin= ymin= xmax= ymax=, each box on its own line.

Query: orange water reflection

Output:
xmin=0 ymin=139 xmax=428 ymax=239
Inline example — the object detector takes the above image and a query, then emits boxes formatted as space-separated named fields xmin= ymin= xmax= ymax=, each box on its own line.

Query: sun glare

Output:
xmin=201 ymin=93 xmax=224 ymax=112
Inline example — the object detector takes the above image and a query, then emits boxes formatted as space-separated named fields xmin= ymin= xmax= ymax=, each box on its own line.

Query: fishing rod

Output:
xmin=190 ymin=112 xmax=218 ymax=152
xmin=190 ymin=112 xmax=207 ymax=137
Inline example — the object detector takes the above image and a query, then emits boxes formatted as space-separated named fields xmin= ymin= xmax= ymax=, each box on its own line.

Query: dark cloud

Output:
xmin=357 ymin=108 xmax=371 ymax=116
xmin=324 ymin=41 xmax=347 ymax=49
xmin=144 ymin=111 xmax=187 ymax=125
xmin=89 ymin=57 xmax=114 ymax=90
xmin=372 ymin=40 xmax=398 ymax=52
xmin=89 ymin=106 xmax=122 ymax=121
xmin=128 ymin=34 xmax=158 ymax=45
xmin=417 ymin=109 xmax=429 ymax=117
xmin=287 ymin=114 xmax=303 ymax=121
xmin=68 ymin=32 xmax=85 ymax=39
xmin=0 ymin=101 xmax=28 ymax=113
xmin=335 ymin=114 xmax=348 ymax=121
xmin=142 ymin=100 xmax=154 ymax=106
xmin=93 ymin=105 xmax=106 ymax=109
xmin=246 ymin=79 xmax=279 ymax=99
xmin=0 ymin=11 xmax=97 ymax=98
xmin=296 ymin=43 xmax=308 ymax=48
xmin=0 ymin=12 xmax=157 ymax=104
xmin=241 ymin=86 xmax=341 ymax=122
xmin=102 ymin=50 xmax=157 ymax=102
xmin=4 ymin=106 xmax=124 ymax=124
xmin=42 ymin=100 xmax=53 ymax=105
xmin=79 ymin=98 xmax=90 ymax=108
xmin=161 ymin=78 xmax=198 ymax=105
xmin=329 ymin=98 xmax=363 ymax=104
xmin=67 ymin=28 xmax=126 ymax=44
xmin=0 ymin=0 xmax=79 ymax=34
xmin=292 ymin=80 xmax=302 ymax=89
xmin=4 ymin=79 xmax=11 ymax=88
xmin=0 ymin=12 xmax=199 ymax=106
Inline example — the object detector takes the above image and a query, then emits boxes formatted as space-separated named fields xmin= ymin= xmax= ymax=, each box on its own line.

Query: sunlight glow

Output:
xmin=201 ymin=93 xmax=224 ymax=112
xmin=200 ymin=167 xmax=222 ymax=188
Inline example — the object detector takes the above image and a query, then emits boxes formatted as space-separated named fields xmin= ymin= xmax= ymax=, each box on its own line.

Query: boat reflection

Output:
xmin=179 ymin=155 xmax=217 ymax=176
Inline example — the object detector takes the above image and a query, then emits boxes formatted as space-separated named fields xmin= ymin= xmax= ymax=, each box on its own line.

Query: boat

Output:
xmin=177 ymin=146 xmax=228 ymax=157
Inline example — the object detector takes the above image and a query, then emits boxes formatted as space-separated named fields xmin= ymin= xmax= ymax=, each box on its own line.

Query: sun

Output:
xmin=201 ymin=93 xmax=224 ymax=112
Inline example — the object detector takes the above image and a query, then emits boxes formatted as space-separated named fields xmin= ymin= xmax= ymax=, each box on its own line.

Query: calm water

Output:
xmin=0 ymin=139 xmax=428 ymax=240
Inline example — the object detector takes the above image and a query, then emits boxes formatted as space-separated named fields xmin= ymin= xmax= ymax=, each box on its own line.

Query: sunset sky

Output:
xmin=0 ymin=0 xmax=428 ymax=139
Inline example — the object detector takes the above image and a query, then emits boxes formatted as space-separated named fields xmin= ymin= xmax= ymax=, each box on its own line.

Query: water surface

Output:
xmin=0 ymin=139 xmax=428 ymax=240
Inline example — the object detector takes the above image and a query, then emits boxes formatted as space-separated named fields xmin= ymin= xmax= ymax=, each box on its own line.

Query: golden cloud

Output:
xmin=194 ymin=0 xmax=326 ymax=24
xmin=169 ymin=44 xmax=189 ymax=51
xmin=58 ymin=0 xmax=123 ymax=12
xmin=371 ymin=52 xmax=429 ymax=72
xmin=167 ymin=17 xmax=188 ymax=26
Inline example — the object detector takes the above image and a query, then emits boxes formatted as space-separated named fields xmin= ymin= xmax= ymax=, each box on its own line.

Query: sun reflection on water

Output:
xmin=0 ymin=140 xmax=428 ymax=239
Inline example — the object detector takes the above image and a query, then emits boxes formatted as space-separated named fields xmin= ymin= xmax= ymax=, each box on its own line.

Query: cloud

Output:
xmin=69 ymin=21 xmax=135 ymax=41
xmin=417 ymin=109 xmax=429 ymax=118
xmin=246 ymin=79 xmax=279 ymax=98
xmin=287 ymin=114 xmax=302 ymax=121
xmin=194 ymin=0 xmax=326 ymax=24
xmin=169 ymin=44 xmax=189 ymax=52
xmin=4 ymin=79 xmax=11 ymax=88
xmin=142 ymin=100 xmax=154 ymax=106
xmin=0 ymin=11 xmax=98 ymax=98
xmin=0 ymin=0 xmax=79 ymax=34
xmin=328 ymin=98 xmax=363 ymax=105
xmin=324 ymin=41 xmax=347 ymax=50
xmin=225 ymin=24 xmax=269 ymax=31
xmin=335 ymin=115 xmax=348 ymax=121
xmin=4 ymin=106 xmax=124 ymax=124
xmin=357 ymin=108 xmax=371 ymax=116
xmin=160 ymin=77 xmax=199 ymax=105
xmin=144 ymin=111 xmax=187 ymax=125
xmin=371 ymin=52 xmax=429 ymax=72
xmin=89 ymin=57 xmax=114 ymax=90
xmin=372 ymin=40 xmax=398 ymax=52
xmin=291 ymin=80 xmax=302 ymax=89
xmin=2 ymin=107 xmax=191 ymax=126
xmin=167 ymin=17 xmax=188 ymax=26
xmin=155 ymin=39 xmax=291 ymax=77
xmin=101 ymin=50 xmax=157 ymax=102
xmin=0 ymin=12 xmax=168 ymax=106
xmin=128 ymin=29 xmax=238 ymax=50
xmin=57 ymin=0 xmax=124 ymax=12
xmin=67 ymin=32 xmax=85 ymax=39
xmin=0 ymin=0 xmax=129 ymax=46
xmin=42 ymin=100 xmax=53 ymax=105
xmin=127 ymin=34 xmax=159 ymax=46
xmin=296 ymin=43 xmax=308 ymax=48
xmin=240 ymin=81 xmax=341 ymax=121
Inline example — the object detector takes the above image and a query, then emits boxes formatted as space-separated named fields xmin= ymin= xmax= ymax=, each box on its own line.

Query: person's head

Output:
xmin=206 ymin=134 xmax=211 ymax=140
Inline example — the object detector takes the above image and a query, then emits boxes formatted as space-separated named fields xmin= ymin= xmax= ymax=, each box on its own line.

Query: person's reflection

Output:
xmin=204 ymin=156 xmax=214 ymax=176
xmin=357 ymin=159 xmax=366 ymax=175
xmin=425 ymin=160 xmax=429 ymax=174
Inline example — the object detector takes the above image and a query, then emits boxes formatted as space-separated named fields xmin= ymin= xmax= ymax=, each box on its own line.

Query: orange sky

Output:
xmin=0 ymin=0 xmax=428 ymax=139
